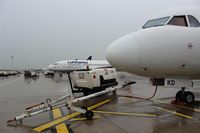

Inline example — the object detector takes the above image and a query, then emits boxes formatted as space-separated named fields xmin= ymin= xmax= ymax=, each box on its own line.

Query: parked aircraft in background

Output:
xmin=0 ymin=70 xmax=19 ymax=77
xmin=46 ymin=56 xmax=111 ymax=73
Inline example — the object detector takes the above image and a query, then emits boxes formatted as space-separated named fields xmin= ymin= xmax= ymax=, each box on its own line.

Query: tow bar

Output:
xmin=7 ymin=81 xmax=135 ymax=125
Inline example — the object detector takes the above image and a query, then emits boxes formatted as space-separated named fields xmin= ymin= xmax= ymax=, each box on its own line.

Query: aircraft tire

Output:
xmin=183 ymin=91 xmax=195 ymax=104
xmin=175 ymin=91 xmax=184 ymax=102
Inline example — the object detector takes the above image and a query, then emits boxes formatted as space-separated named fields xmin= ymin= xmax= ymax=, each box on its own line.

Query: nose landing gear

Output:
xmin=175 ymin=87 xmax=195 ymax=104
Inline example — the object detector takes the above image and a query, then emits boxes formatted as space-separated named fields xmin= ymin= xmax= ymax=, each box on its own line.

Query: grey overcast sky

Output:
xmin=0 ymin=0 xmax=199 ymax=69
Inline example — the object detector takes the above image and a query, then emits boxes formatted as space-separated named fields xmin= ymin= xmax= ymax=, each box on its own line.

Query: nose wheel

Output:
xmin=183 ymin=91 xmax=195 ymax=103
xmin=175 ymin=89 xmax=195 ymax=104
xmin=175 ymin=90 xmax=184 ymax=101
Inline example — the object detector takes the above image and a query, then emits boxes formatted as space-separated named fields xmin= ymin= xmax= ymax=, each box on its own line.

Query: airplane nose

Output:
xmin=106 ymin=33 xmax=140 ymax=71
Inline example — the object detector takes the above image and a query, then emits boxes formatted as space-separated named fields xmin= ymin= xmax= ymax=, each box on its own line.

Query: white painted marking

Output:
xmin=0 ymin=78 xmax=20 ymax=87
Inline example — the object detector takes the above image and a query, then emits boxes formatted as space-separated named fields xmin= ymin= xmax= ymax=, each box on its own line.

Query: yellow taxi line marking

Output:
xmin=52 ymin=108 xmax=69 ymax=133
xmin=154 ymin=106 xmax=192 ymax=119
xmin=93 ymin=110 xmax=157 ymax=117
xmin=55 ymin=124 xmax=69 ymax=133
xmin=33 ymin=99 xmax=111 ymax=132
xmin=154 ymin=99 xmax=200 ymax=113
xmin=119 ymin=96 xmax=137 ymax=102
xmin=52 ymin=108 xmax=63 ymax=119
xmin=34 ymin=111 xmax=80 ymax=132
xmin=87 ymin=99 xmax=111 ymax=110
xmin=69 ymin=116 xmax=100 ymax=122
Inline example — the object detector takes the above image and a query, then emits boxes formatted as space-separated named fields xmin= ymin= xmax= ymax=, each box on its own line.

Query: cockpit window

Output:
xmin=142 ymin=17 xmax=170 ymax=29
xmin=167 ymin=16 xmax=188 ymax=27
xmin=188 ymin=15 xmax=200 ymax=27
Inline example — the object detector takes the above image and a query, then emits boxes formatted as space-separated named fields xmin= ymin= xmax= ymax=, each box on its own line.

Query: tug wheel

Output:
xmin=85 ymin=110 xmax=94 ymax=120
xmin=83 ymin=90 xmax=93 ymax=96
xmin=183 ymin=91 xmax=195 ymax=104
xmin=175 ymin=91 xmax=184 ymax=102
xmin=83 ymin=90 xmax=89 ymax=96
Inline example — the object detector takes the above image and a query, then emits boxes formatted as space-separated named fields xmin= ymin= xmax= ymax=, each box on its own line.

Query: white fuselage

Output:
xmin=106 ymin=7 xmax=200 ymax=79
xmin=47 ymin=60 xmax=111 ymax=72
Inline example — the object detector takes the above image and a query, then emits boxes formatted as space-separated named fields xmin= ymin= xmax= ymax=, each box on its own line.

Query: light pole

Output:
xmin=11 ymin=56 xmax=14 ymax=70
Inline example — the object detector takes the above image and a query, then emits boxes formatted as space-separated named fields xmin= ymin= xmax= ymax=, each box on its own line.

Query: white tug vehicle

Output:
xmin=72 ymin=68 xmax=118 ymax=95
